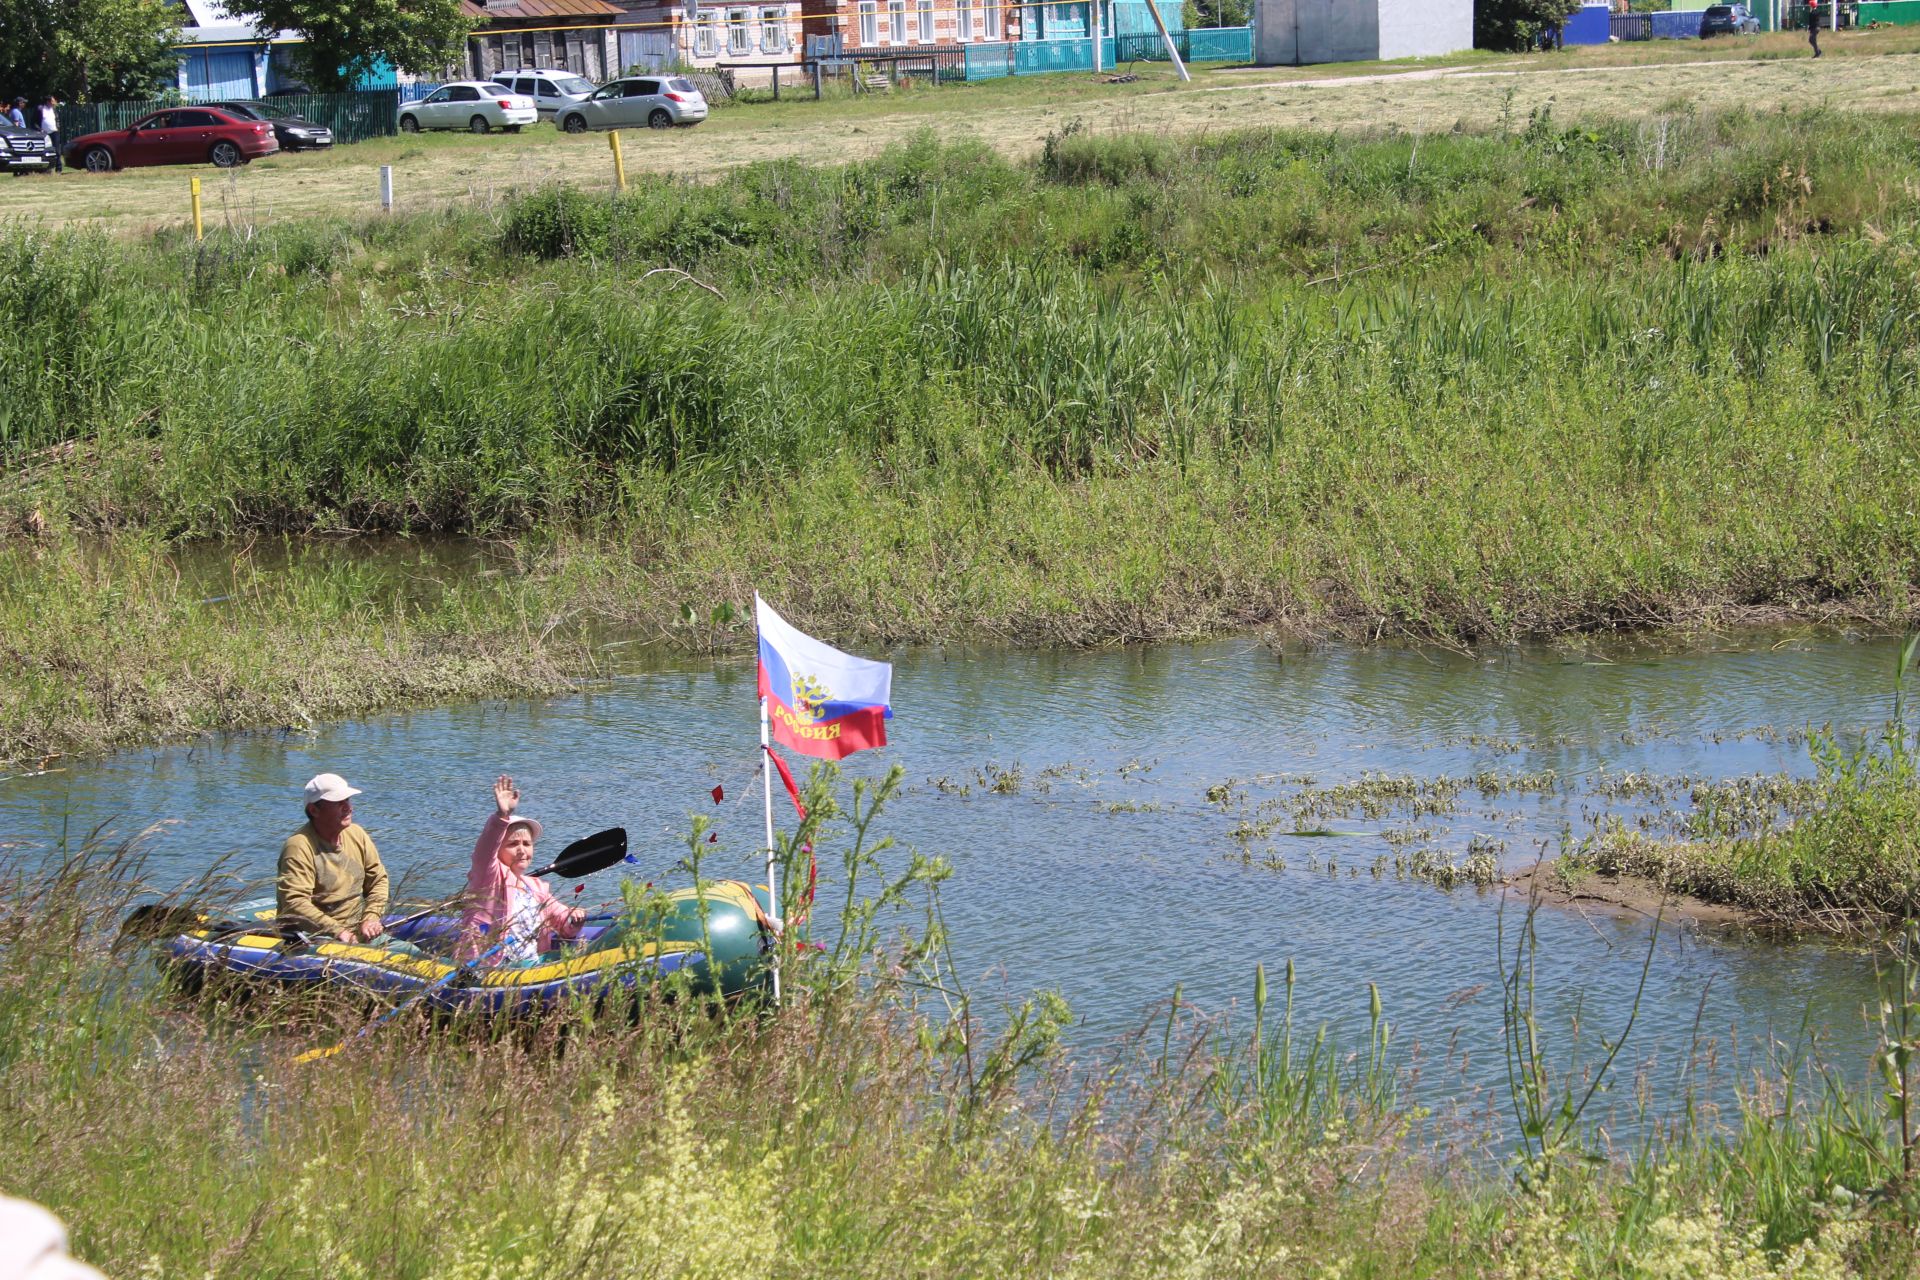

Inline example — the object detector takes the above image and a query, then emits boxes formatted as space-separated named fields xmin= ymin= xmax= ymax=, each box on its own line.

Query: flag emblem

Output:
xmin=794 ymin=674 xmax=831 ymax=722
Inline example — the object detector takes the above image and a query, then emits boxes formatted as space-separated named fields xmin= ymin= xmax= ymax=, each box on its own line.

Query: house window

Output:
xmin=957 ymin=1 xmax=973 ymax=38
xmin=983 ymin=0 xmax=1000 ymax=37
xmin=858 ymin=0 xmax=878 ymax=43
xmin=888 ymin=0 xmax=906 ymax=43
xmin=1050 ymin=2 xmax=1074 ymax=24
xmin=760 ymin=5 xmax=788 ymax=51
xmin=695 ymin=8 xmax=722 ymax=55
xmin=728 ymin=7 xmax=752 ymax=53
xmin=918 ymin=0 xmax=935 ymax=40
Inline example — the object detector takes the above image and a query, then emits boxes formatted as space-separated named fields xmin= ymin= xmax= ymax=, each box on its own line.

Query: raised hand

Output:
xmin=494 ymin=775 xmax=519 ymax=819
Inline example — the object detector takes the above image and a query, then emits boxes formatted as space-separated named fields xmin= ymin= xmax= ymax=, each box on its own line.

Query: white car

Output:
xmin=556 ymin=76 xmax=709 ymax=132
xmin=494 ymin=69 xmax=597 ymax=120
xmin=398 ymin=82 xmax=538 ymax=134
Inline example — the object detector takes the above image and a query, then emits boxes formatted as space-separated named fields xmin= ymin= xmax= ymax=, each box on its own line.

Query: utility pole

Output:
xmin=1143 ymin=0 xmax=1189 ymax=80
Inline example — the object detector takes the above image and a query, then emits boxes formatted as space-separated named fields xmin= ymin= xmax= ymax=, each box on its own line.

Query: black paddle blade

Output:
xmin=534 ymin=827 xmax=627 ymax=879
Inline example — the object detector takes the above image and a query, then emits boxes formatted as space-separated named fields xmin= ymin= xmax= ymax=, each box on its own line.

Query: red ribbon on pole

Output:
xmin=763 ymin=745 xmax=807 ymax=820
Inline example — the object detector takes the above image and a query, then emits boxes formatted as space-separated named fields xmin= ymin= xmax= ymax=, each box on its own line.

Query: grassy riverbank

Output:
xmin=1555 ymin=643 xmax=1920 ymax=933
xmin=6 ymin=780 xmax=1919 ymax=1280
xmin=7 ymin=106 xmax=1920 ymax=760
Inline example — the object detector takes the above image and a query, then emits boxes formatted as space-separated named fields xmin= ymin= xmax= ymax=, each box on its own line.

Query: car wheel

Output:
xmin=209 ymin=140 xmax=243 ymax=168
xmin=648 ymin=108 xmax=671 ymax=129
xmin=82 ymin=146 xmax=113 ymax=173
xmin=469 ymin=115 xmax=491 ymax=134
xmin=562 ymin=113 xmax=588 ymax=134
xmin=400 ymin=114 xmax=420 ymax=133
xmin=506 ymin=124 xmax=522 ymax=133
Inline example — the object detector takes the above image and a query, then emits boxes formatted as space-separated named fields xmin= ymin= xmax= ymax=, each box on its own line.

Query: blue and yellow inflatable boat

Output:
xmin=162 ymin=881 xmax=775 ymax=1014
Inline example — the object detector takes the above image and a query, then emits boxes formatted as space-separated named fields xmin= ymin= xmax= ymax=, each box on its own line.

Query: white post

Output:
xmin=1092 ymin=0 xmax=1102 ymax=73
xmin=1831 ymin=0 xmax=1837 ymax=30
xmin=378 ymin=165 xmax=393 ymax=213
xmin=760 ymin=694 xmax=782 ymax=1004
xmin=1143 ymin=0 xmax=1189 ymax=81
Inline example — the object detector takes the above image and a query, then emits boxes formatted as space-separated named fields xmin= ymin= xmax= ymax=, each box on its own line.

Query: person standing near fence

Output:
xmin=1808 ymin=0 xmax=1822 ymax=54
xmin=36 ymin=97 xmax=61 ymax=172
xmin=5 ymin=98 xmax=24 ymax=127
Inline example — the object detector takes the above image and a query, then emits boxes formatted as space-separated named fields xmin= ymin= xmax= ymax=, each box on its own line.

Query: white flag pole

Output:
xmin=760 ymin=692 xmax=782 ymax=1005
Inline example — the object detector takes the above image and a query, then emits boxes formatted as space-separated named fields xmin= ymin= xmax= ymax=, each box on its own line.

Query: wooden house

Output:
xmin=461 ymin=0 xmax=627 ymax=80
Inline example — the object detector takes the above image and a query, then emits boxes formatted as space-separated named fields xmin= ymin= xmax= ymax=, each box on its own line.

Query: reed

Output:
xmin=6 ymin=109 xmax=1920 ymax=760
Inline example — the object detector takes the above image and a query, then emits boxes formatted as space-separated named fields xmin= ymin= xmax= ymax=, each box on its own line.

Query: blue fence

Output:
xmin=1650 ymin=8 xmax=1710 ymax=37
xmin=1559 ymin=3 xmax=1612 ymax=43
xmin=963 ymin=27 xmax=1249 ymax=78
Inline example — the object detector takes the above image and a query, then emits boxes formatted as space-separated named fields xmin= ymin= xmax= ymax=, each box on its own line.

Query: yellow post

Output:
xmin=190 ymin=177 xmax=203 ymax=242
xmin=608 ymin=130 xmax=628 ymax=193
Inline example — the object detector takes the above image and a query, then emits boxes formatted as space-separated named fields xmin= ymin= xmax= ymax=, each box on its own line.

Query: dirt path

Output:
xmin=6 ymin=48 xmax=1917 ymax=235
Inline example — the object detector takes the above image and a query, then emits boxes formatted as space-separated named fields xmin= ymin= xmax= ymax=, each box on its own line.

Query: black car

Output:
xmin=1701 ymin=4 xmax=1759 ymax=34
xmin=0 ymin=123 xmax=55 ymax=174
xmin=205 ymin=99 xmax=333 ymax=150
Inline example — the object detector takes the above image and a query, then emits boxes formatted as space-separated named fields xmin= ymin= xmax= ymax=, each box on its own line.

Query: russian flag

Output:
xmin=756 ymin=595 xmax=892 ymax=761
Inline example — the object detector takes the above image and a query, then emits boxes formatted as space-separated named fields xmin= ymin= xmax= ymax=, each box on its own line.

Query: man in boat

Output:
xmin=277 ymin=772 xmax=390 ymax=944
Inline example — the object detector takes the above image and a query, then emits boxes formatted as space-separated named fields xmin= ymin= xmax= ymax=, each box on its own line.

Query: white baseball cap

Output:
xmin=506 ymin=815 xmax=544 ymax=843
xmin=303 ymin=773 xmax=362 ymax=804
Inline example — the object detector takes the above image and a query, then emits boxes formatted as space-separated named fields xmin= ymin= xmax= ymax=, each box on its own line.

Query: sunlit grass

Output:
xmin=5 ymin=108 xmax=1920 ymax=761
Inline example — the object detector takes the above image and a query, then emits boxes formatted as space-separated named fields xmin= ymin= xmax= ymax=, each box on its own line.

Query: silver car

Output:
xmin=398 ymin=82 xmax=538 ymax=134
xmin=495 ymin=69 xmax=597 ymax=120
xmin=556 ymin=77 xmax=709 ymax=133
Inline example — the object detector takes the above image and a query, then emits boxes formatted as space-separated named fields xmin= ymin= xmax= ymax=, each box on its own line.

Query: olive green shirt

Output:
xmin=276 ymin=820 xmax=389 ymax=935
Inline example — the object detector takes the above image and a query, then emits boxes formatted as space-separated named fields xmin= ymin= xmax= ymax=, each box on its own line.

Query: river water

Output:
xmin=1 ymin=628 xmax=1904 ymax=1133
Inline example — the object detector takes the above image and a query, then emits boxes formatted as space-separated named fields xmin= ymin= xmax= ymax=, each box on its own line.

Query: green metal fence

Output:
xmin=963 ymin=27 xmax=1251 ymax=78
xmin=1114 ymin=27 xmax=1254 ymax=62
xmin=1855 ymin=0 xmax=1920 ymax=23
xmin=63 ymin=91 xmax=397 ymax=146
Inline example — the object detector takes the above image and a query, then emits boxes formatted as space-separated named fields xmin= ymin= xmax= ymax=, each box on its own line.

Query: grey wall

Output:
xmin=1254 ymin=0 xmax=1377 ymax=64
xmin=1376 ymin=0 xmax=1471 ymax=59
xmin=1254 ymin=0 xmax=1472 ymax=65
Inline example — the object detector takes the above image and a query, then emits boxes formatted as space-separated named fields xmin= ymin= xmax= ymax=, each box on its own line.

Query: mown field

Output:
xmin=7 ymin=26 xmax=1920 ymax=234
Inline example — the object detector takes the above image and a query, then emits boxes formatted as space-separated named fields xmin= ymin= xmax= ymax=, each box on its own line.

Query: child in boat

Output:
xmin=456 ymin=775 xmax=585 ymax=965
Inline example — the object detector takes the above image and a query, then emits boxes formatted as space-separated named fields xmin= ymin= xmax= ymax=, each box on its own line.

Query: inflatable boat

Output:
xmin=161 ymin=880 xmax=775 ymax=1014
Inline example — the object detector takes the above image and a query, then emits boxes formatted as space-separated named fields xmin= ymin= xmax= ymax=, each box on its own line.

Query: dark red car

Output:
xmin=64 ymin=107 xmax=278 ymax=173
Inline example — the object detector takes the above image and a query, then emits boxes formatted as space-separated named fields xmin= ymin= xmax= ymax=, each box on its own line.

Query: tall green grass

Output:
xmin=6 ymin=108 xmax=1920 ymax=758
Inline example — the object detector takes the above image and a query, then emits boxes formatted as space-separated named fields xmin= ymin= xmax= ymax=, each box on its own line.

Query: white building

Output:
xmin=1253 ymin=0 xmax=1471 ymax=65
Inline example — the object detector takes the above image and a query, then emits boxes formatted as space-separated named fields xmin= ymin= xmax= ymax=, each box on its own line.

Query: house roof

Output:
xmin=173 ymin=0 xmax=297 ymax=44
xmin=461 ymin=0 xmax=625 ymax=18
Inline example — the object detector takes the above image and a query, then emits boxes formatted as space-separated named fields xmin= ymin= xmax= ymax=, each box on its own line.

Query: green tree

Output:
xmin=1475 ymin=0 xmax=1581 ymax=51
xmin=0 ymin=0 xmax=179 ymax=102
xmin=221 ymin=0 xmax=474 ymax=91
xmin=1182 ymin=0 xmax=1250 ymax=27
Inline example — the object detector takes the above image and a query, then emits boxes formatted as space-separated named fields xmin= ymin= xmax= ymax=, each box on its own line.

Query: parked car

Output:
xmin=494 ymin=69 xmax=597 ymax=120
xmin=0 ymin=123 xmax=56 ymax=175
xmin=397 ymin=82 xmax=537 ymax=134
xmin=1702 ymin=3 xmax=1760 ymax=34
xmin=205 ymin=100 xmax=334 ymax=151
xmin=555 ymin=76 xmax=708 ymax=133
xmin=64 ymin=107 xmax=278 ymax=173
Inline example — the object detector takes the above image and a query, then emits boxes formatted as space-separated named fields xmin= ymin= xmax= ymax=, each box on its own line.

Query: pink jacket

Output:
xmin=456 ymin=813 xmax=582 ymax=962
